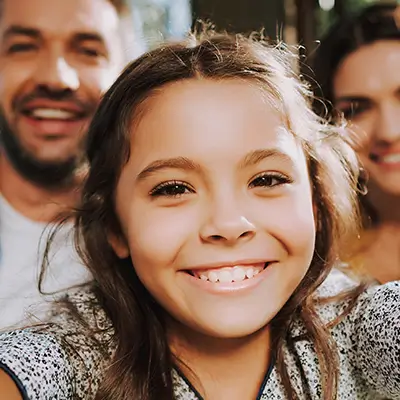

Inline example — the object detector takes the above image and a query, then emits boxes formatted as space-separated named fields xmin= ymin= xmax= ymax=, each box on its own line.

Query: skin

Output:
xmin=0 ymin=370 xmax=21 ymax=400
xmin=111 ymin=79 xmax=316 ymax=399
xmin=334 ymin=40 xmax=400 ymax=282
xmin=0 ymin=0 xmax=123 ymax=221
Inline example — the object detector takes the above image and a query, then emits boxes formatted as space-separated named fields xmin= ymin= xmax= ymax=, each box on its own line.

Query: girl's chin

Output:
xmin=170 ymin=310 xmax=274 ymax=341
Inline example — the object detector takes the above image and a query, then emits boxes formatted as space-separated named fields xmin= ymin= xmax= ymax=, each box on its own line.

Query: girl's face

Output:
xmin=112 ymin=79 xmax=316 ymax=338
xmin=333 ymin=40 xmax=400 ymax=197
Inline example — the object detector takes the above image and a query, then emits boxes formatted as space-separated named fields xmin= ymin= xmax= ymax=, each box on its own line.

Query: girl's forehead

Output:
xmin=131 ymin=78 xmax=289 ymax=144
xmin=137 ymin=77 xmax=283 ymax=119
xmin=132 ymin=79 xmax=288 ymax=139
xmin=124 ymin=80 xmax=307 ymax=175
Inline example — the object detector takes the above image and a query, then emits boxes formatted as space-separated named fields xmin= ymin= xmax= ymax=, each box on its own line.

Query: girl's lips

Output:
xmin=181 ymin=262 xmax=275 ymax=294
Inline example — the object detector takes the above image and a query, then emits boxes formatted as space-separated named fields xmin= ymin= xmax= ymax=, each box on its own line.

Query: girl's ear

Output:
xmin=108 ymin=233 xmax=130 ymax=259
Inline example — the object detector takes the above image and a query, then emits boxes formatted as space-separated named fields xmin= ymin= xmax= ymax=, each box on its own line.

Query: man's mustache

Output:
xmin=12 ymin=86 xmax=97 ymax=115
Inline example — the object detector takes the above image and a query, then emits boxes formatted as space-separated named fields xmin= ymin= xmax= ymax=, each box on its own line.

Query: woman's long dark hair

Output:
xmin=47 ymin=30 xmax=364 ymax=399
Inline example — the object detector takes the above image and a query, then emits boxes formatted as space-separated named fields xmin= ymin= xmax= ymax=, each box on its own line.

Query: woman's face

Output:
xmin=111 ymin=79 xmax=316 ymax=339
xmin=333 ymin=40 xmax=400 ymax=197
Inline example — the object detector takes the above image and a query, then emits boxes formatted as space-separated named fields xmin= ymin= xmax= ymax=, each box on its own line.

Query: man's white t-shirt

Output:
xmin=0 ymin=195 xmax=91 ymax=329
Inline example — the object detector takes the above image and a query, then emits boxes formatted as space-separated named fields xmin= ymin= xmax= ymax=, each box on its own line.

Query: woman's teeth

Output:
xmin=378 ymin=153 xmax=400 ymax=164
xmin=192 ymin=265 xmax=265 ymax=283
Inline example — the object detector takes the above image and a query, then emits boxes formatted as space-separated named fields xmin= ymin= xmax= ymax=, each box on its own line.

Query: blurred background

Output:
xmin=126 ymin=0 xmax=397 ymax=54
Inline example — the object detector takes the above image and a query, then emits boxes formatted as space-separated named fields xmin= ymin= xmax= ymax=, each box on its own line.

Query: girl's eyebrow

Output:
xmin=136 ymin=157 xmax=201 ymax=182
xmin=239 ymin=149 xmax=294 ymax=169
xmin=136 ymin=149 xmax=294 ymax=182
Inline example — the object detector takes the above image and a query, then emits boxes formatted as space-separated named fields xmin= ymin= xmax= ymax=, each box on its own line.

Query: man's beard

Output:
xmin=0 ymin=110 xmax=86 ymax=191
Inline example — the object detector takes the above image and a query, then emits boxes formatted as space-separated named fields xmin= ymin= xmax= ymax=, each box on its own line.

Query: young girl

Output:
xmin=0 ymin=31 xmax=398 ymax=400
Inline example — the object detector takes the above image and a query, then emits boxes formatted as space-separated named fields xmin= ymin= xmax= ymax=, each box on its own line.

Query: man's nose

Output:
xmin=34 ymin=53 xmax=80 ymax=93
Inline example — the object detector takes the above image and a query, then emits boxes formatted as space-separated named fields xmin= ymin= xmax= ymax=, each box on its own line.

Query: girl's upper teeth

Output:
xmin=195 ymin=265 xmax=263 ymax=283
xmin=31 ymin=108 xmax=77 ymax=120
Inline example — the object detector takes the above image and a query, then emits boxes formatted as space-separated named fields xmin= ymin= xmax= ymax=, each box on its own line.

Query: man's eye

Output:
xmin=79 ymin=47 xmax=104 ymax=58
xmin=249 ymin=173 xmax=292 ymax=189
xmin=149 ymin=181 xmax=194 ymax=198
xmin=7 ymin=43 xmax=37 ymax=54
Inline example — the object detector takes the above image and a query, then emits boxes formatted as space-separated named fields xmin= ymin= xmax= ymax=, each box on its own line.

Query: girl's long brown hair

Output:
xmin=46 ymin=29 xmax=363 ymax=399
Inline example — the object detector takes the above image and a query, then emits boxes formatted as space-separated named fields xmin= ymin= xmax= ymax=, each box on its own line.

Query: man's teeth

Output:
xmin=379 ymin=154 xmax=400 ymax=164
xmin=195 ymin=265 xmax=264 ymax=283
xmin=30 ymin=108 xmax=77 ymax=120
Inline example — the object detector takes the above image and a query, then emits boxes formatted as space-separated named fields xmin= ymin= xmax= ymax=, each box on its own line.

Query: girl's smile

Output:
xmin=181 ymin=261 xmax=276 ymax=294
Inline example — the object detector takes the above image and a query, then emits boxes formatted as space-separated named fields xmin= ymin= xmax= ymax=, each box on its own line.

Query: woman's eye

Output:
xmin=150 ymin=181 xmax=194 ymax=198
xmin=340 ymin=102 xmax=370 ymax=120
xmin=249 ymin=173 xmax=291 ymax=189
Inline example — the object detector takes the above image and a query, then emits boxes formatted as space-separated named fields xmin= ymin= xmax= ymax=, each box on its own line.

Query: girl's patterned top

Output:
xmin=0 ymin=271 xmax=399 ymax=400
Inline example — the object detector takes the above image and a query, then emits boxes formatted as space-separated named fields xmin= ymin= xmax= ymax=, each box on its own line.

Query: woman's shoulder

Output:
xmin=0 ymin=287 xmax=115 ymax=400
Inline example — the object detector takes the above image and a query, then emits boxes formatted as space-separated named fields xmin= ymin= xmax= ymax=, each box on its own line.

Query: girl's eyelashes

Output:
xmin=249 ymin=172 xmax=293 ymax=189
xmin=149 ymin=172 xmax=292 ymax=198
xmin=149 ymin=180 xmax=195 ymax=198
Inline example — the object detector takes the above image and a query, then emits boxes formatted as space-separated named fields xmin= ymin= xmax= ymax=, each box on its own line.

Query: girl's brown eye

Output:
xmin=150 ymin=181 xmax=194 ymax=198
xmin=249 ymin=173 xmax=292 ymax=189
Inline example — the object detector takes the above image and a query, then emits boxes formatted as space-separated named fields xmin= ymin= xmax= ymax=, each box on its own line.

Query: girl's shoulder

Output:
xmin=311 ymin=268 xmax=399 ymax=336
xmin=0 ymin=287 xmax=115 ymax=400
xmin=316 ymin=268 xmax=399 ymax=326
xmin=292 ymin=270 xmax=400 ymax=399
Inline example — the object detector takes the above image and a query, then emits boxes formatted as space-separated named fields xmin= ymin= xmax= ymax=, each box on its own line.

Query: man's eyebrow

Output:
xmin=136 ymin=157 xmax=201 ymax=182
xmin=2 ymin=25 xmax=41 ymax=40
xmin=239 ymin=148 xmax=294 ymax=169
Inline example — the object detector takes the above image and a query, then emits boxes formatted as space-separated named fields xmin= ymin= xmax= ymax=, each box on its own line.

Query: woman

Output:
xmin=313 ymin=3 xmax=400 ymax=283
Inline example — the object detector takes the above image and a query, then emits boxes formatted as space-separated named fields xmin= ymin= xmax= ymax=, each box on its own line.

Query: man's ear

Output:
xmin=108 ymin=233 xmax=130 ymax=259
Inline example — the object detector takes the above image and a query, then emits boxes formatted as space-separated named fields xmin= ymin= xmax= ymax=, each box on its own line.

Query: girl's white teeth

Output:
xmin=193 ymin=265 xmax=265 ymax=283
xmin=31 ymin=108 xmax=77 ymax=120
xmin=233 ymin=268 xmax=246 ymax=281
xmin=208 ymin=271 xmax=219 ymax=283
xmin=246 ymin=268 xmax=254 ymax=279
xmin=219 ymin=270 xmax=233 ymax=283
